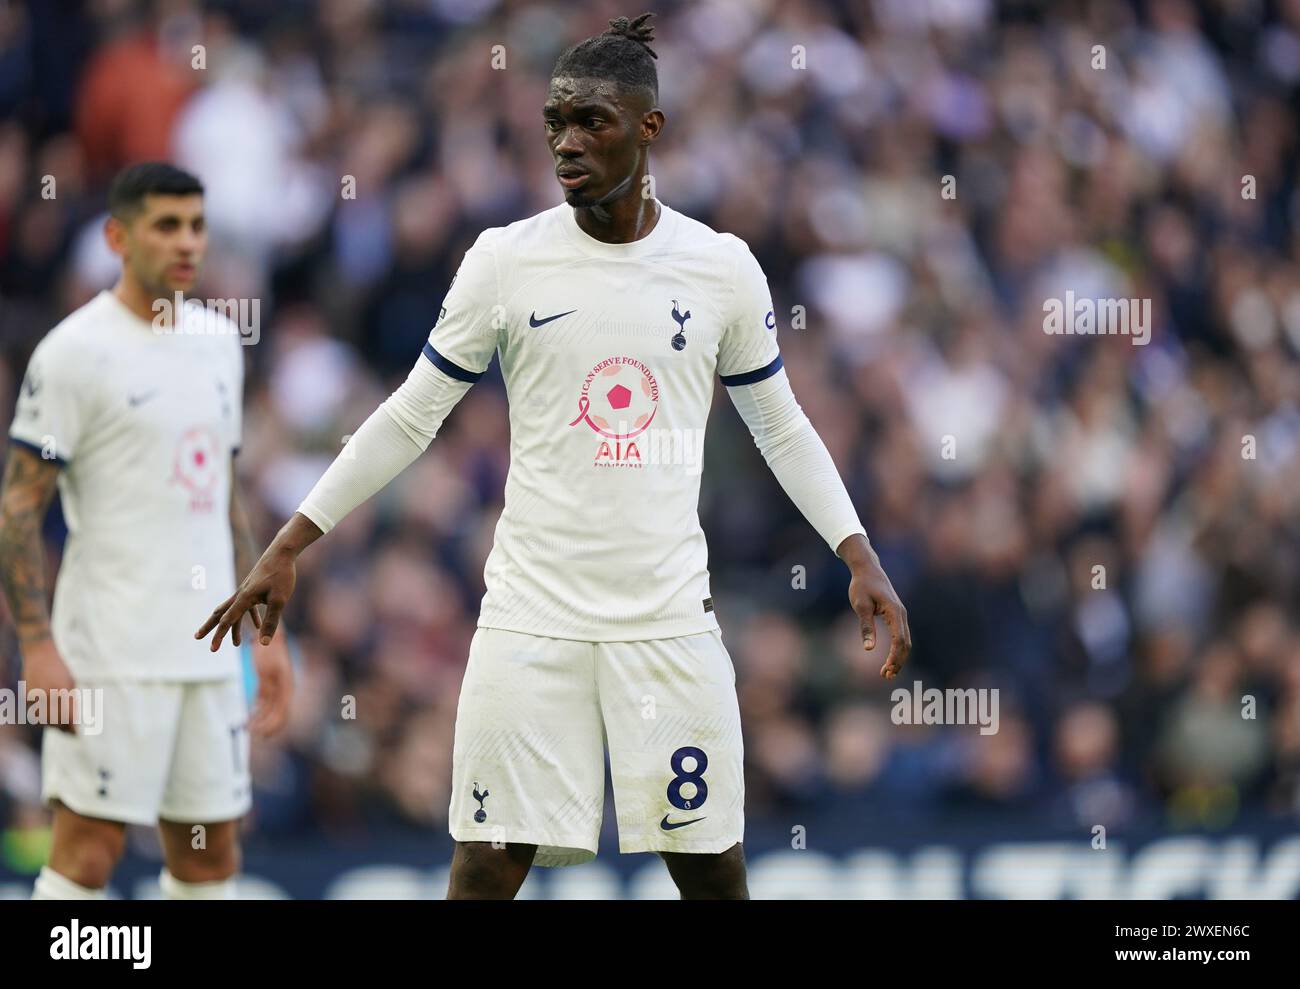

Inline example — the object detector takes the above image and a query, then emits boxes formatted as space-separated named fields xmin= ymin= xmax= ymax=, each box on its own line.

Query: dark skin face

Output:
xmin=544 ymin=76 xmax=664 ymax=244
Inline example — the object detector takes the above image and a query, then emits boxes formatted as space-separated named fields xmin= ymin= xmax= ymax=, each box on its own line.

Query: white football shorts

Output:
xmin=449 ymin=627 xmax=745 ymax=867
xmin=41 ymin=678 xmax=252 ymax=826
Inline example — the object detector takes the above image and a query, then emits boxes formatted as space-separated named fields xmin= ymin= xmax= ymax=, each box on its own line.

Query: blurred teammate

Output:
xmin=0 ymin=162 xmax=293 ymax=900
xmin=198 ymin=13 xmax=908 ymax=899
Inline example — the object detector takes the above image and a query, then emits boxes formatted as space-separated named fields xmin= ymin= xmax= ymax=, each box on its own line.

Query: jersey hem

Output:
xmin=475 ymin=613 xmax=721 ymax=643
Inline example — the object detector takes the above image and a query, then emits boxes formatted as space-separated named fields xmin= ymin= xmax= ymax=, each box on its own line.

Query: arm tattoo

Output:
xmin=0 ymin=447 xmax=60 ymax=646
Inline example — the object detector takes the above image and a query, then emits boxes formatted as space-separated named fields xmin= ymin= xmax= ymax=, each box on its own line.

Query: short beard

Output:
xmin=132 ymin=264 xmax=181 ymax=305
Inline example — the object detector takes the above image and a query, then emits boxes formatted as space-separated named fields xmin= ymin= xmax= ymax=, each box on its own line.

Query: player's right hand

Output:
xmin=196 ymin=545 xmax=298 ymax=652
xmin=21 ymin=638 xmax=78 ymax=734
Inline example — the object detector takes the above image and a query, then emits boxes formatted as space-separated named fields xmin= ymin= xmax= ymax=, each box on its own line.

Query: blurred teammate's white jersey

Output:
xmin=428 ymin=200 xmax=782 ymax=641
xmin=8 ymin=289 xmax=244 ymax=682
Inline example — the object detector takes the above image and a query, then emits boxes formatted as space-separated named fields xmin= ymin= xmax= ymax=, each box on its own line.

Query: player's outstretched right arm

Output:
xmin=197 ymin=230 xmax=499 ymax=652
xmin=0 ymin=445 xmax=76 ymax=731
xmin=195 ymin=349 xmax=481 ymax=652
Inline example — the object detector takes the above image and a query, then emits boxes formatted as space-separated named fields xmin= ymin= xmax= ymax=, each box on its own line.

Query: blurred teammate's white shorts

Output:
xmin=449 ymin=627 xmax=745 ymax=867
xmin=42 ymin=678 xmax=251 ymax=826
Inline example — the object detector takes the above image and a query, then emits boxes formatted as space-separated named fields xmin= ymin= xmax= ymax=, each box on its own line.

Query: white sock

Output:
xmin=159 ymin=868 xmax=236 ymax=900
xmin=32 ymin=865 xmax=107 ymax=900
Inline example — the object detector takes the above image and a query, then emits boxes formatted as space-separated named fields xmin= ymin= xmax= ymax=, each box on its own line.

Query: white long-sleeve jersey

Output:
xmin=299 ymin=200 xmax=864 ymax=640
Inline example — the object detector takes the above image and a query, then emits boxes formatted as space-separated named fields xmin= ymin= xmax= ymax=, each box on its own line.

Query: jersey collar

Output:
xmin=561 ymin=199 xmax=674 ymax=258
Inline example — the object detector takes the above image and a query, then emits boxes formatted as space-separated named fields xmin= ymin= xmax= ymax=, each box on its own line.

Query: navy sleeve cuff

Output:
xmin=422 ymin=343 xmax=485 ymax=383
xmin=7 ymin=434 xmax=68 ymax=467
xmin=720 ymin=354 xmax=783 ymax=387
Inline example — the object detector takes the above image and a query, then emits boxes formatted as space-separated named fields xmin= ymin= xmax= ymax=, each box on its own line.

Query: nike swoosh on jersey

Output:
xmin=529 ymin=309 xmax=577 ymax=328
xmin=660 ymin=814 xmax=707 ymax=831
xmin=127 ymin=390 xmax=159 ymax=407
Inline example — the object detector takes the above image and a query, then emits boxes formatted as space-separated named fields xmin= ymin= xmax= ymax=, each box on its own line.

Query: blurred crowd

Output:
xmin=2 ymin=0 xmax=1300 ymax=854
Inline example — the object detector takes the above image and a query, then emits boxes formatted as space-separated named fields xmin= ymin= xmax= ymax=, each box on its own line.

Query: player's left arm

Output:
xmin=225 ymin=334 xmax=294 ymax=736
xmin=717 ymin=243 xmax=910 ymax=679
xmin=229 ymin=467 xmax=260 ymax=590
xmin=228 ymin=470 xmax=292 ymax=736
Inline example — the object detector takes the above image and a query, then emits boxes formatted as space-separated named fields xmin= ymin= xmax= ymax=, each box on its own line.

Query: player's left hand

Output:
xmin=248 ymin=627 xmax=293 ymax=738
xmin=839 ymin=535 xmax=911 ymax=680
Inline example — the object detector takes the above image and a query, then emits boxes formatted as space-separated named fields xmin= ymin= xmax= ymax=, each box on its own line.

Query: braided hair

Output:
xmin=551 ymin=12 xmax=659 ymax=101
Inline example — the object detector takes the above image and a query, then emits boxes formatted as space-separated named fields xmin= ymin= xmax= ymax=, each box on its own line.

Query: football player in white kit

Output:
xmin=198 ymin=13 xmax=910 ymax=899
xmin=0 ymin=163 xmax=293 ymax=899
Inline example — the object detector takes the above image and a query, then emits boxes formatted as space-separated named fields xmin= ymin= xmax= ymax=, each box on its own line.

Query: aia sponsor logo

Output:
xmin=568 ymin=356 xmax=659 ymax=468
xmin=170 ymin=426 xmax=221 ymax=512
